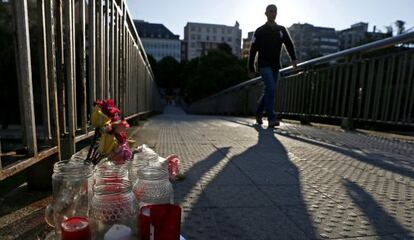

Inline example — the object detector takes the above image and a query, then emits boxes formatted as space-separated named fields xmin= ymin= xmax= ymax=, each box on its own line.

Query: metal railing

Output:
xmin=189 ymin=31 xmax=414 ymax=127
xmin=0 ymin=0 xmax=163 ymax=182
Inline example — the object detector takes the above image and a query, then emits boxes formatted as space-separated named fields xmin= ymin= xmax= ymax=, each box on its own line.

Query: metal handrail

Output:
xmin=200 ymin=31 xmax=414 ymax=101
xmin=283 ymin=31 xmax=414 ymax=72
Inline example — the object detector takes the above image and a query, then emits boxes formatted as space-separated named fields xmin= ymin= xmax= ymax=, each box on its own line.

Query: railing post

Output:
xmin=37 ymin=0 xmax=52 ymax=143
xmin=62 ymin=0 xmax=76 ymax=159
xmin=13 ymin=0 xmax=37 ymax=156
xmin=79 ymin=0 xmax=88 ymax=134
xmin=88 ymin=0 xmax=96 ymax=110
xmin=45 ymin=0 xmax=60 ymax=156
xmin=0 ymin=137 xmax=2 ymax=171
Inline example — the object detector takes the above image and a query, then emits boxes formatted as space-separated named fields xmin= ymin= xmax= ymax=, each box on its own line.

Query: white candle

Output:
xmin=104 ymin=224 xmax=132 ymax=240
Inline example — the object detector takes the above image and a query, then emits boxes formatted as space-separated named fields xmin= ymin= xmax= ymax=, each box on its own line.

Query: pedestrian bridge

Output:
xmin=2 ymin=105 xmax=414 ymax=239
xmin=1 ymin=0 xmax=414 ymax=239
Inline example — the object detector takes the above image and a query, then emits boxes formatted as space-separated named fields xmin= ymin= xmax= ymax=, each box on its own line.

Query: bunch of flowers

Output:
xmin=87 ymin=99 xmax=132 ymax=165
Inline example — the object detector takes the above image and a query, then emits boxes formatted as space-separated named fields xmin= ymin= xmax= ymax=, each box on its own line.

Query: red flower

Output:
xmin=94 ymin=99 xmax=121 ymax=122
xmin=112 ymin=118 xmax=129 ymax=134
xmin=116 ymin=132 xmax=127 ymax=144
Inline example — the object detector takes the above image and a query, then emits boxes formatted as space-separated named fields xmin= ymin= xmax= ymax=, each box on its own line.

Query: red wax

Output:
xmin=61 ymin=217 xmax=91 ymax=240
xmin=139 ymin=204 xmax=181 ymax=240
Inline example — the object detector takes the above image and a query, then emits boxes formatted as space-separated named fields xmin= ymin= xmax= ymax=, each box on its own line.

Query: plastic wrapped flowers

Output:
xmin=87 ymin=99 xmax=133 ymax=165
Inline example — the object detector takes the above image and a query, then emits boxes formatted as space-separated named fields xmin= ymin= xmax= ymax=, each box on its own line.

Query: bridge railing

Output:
xmin=0 ymin=0 xmax=163 ymax=185
xmin=188 ymin=31 xmax=414 ymax=128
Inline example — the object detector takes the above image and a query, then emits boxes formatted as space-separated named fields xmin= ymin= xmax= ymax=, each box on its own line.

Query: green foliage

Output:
xmin=148 ymin=55 xmax=181 ymax=92
xmin=181 ymin=46 xmax=248 ymax=103
xmin=150 ymin=44 xmax=249 ymax=104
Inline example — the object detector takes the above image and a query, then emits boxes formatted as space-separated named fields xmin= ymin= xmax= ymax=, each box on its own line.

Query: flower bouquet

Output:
xmin=87 ymin=99 xmax=133 ymax=165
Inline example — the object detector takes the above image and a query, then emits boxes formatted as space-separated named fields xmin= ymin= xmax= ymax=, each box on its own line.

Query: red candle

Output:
xmin=61 ymin=216 xmax=91 ymax=240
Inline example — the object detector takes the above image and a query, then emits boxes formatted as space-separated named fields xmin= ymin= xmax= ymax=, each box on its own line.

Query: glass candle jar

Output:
xmin=44 ymin=160 xmax=94 ymax=237
xmin=61 ymin=216 xmax=91 ymax=240
xmin=129 ymin=147 xmax=159 ymax=184
xmin=90 ymin=180 xmax=137 ymax=239
xmin=94 ymin=164 xmax=128 ymax=185
xmin=133 ymin=166 xmax=174 ymax=209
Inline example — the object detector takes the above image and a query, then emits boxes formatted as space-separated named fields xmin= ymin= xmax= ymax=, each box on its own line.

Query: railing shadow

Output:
xmin=273 ymin=127 xmax=414 ymax=181
xmin=176 ymin=122 xmax=315 ymax=239
xmin=344 ymin=180 xmax=412 ymax=239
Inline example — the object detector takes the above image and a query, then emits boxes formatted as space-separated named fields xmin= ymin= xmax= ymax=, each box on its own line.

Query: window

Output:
xmin=206 ymin=36 xmax=210 ymax=41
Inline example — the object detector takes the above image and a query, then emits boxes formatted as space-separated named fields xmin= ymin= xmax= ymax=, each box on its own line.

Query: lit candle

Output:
xmin=61 ymin=216 xmax=91 ymax=240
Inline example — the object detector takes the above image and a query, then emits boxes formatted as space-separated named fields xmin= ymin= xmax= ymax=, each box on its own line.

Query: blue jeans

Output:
xmin=256 ymin=67 xmax=279 ymax=121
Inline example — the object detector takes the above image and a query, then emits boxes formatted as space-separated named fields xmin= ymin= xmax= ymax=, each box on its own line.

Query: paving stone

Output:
xmin=203 ymin=185 xmax=274 ymax=207
xmin=181 ymin=207 xmax=220 ymax=240
xmin=212 ymin=207 xmax=309 ymax=240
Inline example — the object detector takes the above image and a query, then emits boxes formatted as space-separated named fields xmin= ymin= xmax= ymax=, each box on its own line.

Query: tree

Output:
xmin=147 ymin=54 xmax=158 ymax=76
xmin=156 ymin=56 xmax=181 ymax=91
xmin=384 ymin=25 xmax=394 ymax=36
xmin=181 ymin=45 xmax=248 ymax=103
xmin=395 ymin=20 xmax=406 ymax=35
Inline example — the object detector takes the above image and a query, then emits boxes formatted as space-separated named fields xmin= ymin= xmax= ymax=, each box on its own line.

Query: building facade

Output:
xmin=133 ymin=20 xmax=181 ymax=62
xmin=288 ymin=23 xmax=339 ymax=61
xmin=242 ymin=31 xmax=254 ymax=59
xmin=183 ymin=22 xmax=242 ymax=60
xmin=337 ymin=22 xmax=391 ymax=50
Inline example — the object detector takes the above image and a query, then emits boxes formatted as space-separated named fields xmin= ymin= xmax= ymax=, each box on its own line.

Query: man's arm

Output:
xmin=248 ymin=32 xmax=258 ymax=76
xmin=282 ymin=27 xmax=297 ymax=68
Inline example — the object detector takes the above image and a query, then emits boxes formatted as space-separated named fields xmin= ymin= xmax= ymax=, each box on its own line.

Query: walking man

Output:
xmin=248 ymin=4 xmax=297 ymax=128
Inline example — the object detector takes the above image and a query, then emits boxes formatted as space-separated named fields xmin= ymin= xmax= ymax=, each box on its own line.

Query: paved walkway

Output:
xmin=138 ymin=106 xmax=414 ymax=240
xmin=1 ymin=105 xmax=414 ymax=239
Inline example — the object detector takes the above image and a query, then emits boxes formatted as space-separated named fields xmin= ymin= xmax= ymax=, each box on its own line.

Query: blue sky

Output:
xmin=126 ymin=0 xmax=414 ymax=39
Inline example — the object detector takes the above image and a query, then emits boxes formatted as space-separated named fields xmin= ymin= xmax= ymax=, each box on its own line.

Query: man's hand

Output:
xmin=291 ymin=60 xmax=298 ymax=69
xmin=248 ymin=71 xmax=256 ymax=79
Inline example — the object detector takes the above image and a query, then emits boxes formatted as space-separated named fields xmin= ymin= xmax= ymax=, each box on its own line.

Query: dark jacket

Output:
xmin=248 ymin=23 xmax=296 ymax=72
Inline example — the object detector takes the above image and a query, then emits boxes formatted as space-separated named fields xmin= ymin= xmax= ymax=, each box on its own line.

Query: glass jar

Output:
xmin=94 ymin=164 xmax=128 ymax=185
xmin=129 ymin=146 xmax=159 ymax=184
xmin=133 ymin=166 xmax=174 ymax=208
xmin=90 ymin=180 xmax=137 ymax=239
xmin=44 ymin=160 xmax=94 ymax=237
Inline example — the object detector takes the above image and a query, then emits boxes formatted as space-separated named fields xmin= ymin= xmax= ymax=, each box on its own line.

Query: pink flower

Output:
xmin=166 ymin=154 xmax=180 ymax=180
xmin=109 ymin=142 xmax=132 ymax=165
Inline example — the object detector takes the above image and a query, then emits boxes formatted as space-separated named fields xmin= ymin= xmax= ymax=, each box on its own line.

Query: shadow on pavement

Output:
xmin=176 ymin=123 xmax=316 ymax=239
xmin=344 ymin=180 xmax=412 ymax=239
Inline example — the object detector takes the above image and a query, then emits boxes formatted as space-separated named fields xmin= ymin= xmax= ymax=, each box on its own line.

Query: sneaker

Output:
xmin=268 ymin=119 xmax=280 ymax=128
xmin=256 ymin=115 xmax=263 ymax=125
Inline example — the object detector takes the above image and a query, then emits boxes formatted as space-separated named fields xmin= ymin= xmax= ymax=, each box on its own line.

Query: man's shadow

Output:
xmin=175 ymin=123 xmax=317 ymax=239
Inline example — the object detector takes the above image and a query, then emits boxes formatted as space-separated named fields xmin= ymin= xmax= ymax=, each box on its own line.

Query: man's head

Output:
xmin=265 ymin=4 xmax=277 ymax=22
